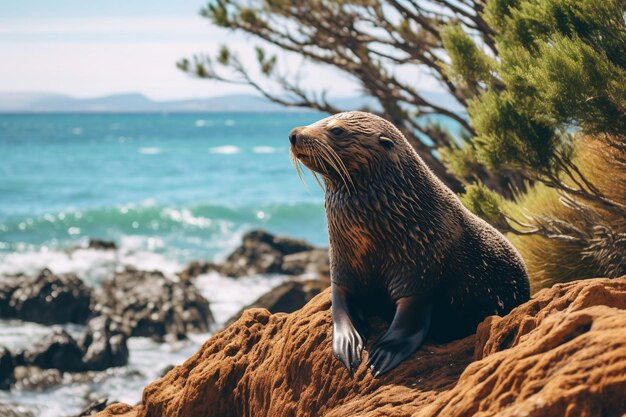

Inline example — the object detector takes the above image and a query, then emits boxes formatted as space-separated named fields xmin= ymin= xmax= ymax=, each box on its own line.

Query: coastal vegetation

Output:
xmin=448 ymin=0 xmax=626 ymax=290
xmin=181 ymin=0 xmax=626 ymax=290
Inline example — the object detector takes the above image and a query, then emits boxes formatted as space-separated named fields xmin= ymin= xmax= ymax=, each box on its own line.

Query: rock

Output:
xmin=97 ymin=404 xmax=134 ymax=416
xmin=18 ymin=318 xmax=129 ymax=378
xmin=23 ymin=330 xmax=85 ymax=372
xmin=75 ymin=398 xmax=112 ymax=416
xmin=271 ymin=234 xmax=316 ymax=255
xmin=0 ymin=347 xmax=16 ymax=390
xmin=248 ymin=279 xmax=329 ymax=314
xmin=177 ymin=261 xmax=218 ymax=282
xmin=12 ymin=366 xmax=63 ymax=391
xmin=158 ymin=365 xmax=175 ymax=378
xmin=87 ymin=239 xmax=117 ymax=250
xmin=0 ymin=268 xmax=92 ymax=325
xmin=225 ymin=279 xmax=329 ymax=326
xmin=81 ymin=316 xmax=129 ymax=371
xmin=0 ymin=403 xmax=35 ymax=417
xmin=220 ymin=230 xmax=314 ymax=277
xmin=96 ymin=277 xmax=626 ymax=417
xmin=281 ymin=248 xmax=330 ymax=278
xmin=92 ymin=268 xmax=214 ymax=341
xmin=12 ymin=351 xmax=26 ymax=367
xmin=219 ymin=231 xmax=283 ymax=277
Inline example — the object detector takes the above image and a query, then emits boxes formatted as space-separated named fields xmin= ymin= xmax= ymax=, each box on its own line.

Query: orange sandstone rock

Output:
xmin=97 ymin=277 xmax=626 ymax=417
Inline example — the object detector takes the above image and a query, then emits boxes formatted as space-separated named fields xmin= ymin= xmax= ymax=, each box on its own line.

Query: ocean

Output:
xmin=0 ymin=112 xmax=328 ymax=415
xmin=0 ymin=112 xmax=329 ymax=279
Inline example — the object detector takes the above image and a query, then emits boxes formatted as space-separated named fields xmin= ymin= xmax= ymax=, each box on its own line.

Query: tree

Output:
xmin=178 ymin=0 xmax=521 ymax=195
xmin=447 ymin=0 xmax=626 ymax=288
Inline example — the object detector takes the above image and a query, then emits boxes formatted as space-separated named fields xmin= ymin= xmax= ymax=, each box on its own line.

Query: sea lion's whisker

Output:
xmin=316 ymin=143 xmax=351 ymax=193
xmin=297 ymin=160 xmax=309 ymax=191
xmin=318 ymin=141 xmax=355 ymax=193
xmin=327 ymin=145 xmax=355 ymax=191
xmin=317 ymin=141 xmax=352 ymax=185
xmin=311 ymin=142 xmax=330 ymax=176
xmin=290 ymin=148 xmax=308 ymax=190
xmin=305 ymin=144 xmax=326 ymax=191
xmin=310 ymin=143 xmax=329 ymax=178
xmin=310 ymin=153 xmax=326 ymax=191
xmin=303 ymin=142 xmax=325 ymax=192
xmin=324 ymin=150 xmax=352 ymax=194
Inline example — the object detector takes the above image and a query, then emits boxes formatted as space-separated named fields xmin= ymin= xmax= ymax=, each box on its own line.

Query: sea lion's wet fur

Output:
xmin=290 ymin=111 xmax=530 ymax=370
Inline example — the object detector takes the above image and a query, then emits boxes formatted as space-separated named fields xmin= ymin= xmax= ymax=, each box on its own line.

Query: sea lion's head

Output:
xmin=288 ymin=111 xmax=411 ymax=189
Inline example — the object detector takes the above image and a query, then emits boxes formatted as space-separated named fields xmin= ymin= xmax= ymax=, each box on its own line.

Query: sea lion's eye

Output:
xmin=330 ymin=127 xmax=345 ymax=136
xmin=379 ymin=136 xmax=395 ymax=149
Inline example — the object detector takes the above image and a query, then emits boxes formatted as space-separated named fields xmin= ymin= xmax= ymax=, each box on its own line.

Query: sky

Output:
xmin=0 ymin=0 xmax=440 ymax=100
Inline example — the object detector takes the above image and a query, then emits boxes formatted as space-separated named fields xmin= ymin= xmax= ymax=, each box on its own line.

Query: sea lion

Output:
xmin=288 ymin=111 xmax=530 ymax=376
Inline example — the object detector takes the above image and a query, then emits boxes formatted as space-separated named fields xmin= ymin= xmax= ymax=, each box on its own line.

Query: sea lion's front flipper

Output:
xmin=332 ymin=283 xmax=367 ymax=372
xmin=367 ymin=297 xmax=432 ymax=377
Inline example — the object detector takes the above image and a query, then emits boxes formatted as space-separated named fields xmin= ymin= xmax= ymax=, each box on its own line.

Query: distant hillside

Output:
xmin=0 ymin=92 xmax=294 ymax=112
xmin=0 ymin=92 xmax=463 ymax=113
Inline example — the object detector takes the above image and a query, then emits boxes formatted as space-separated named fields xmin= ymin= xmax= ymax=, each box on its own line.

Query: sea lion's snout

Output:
xmin=288 ymin=126 xmax=316 ymax=158
xmin=288 ymin=126 xmax=312 ymax=162
xmin=288 ymin=127 xmax=302 ymax=146
xmin=288 ymin=120 xmax=354 ymax=186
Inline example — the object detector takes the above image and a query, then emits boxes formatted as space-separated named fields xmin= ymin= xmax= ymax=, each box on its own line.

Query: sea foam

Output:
xmin=253 ymin=146 xmax=281 ymax=154
xmin=195 ymin=271 xmax=287 ymax=325
xmin=0 ymin=238 xmax=182 ymax=285
xmin=194 ymin=119 xmax=214 ymax=127
xmin=209 ymin=145 xmax=240 ymax=154
xmin=138 ymin=147 xmax=162 ymax=155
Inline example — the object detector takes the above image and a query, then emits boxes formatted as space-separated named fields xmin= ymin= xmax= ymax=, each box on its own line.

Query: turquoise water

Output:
xmin=0 ymin=113 xmax=328 ymax=265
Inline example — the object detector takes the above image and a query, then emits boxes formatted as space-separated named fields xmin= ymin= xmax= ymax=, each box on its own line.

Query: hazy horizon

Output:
xmin=0 ymin=1 xmax=444 ymax=102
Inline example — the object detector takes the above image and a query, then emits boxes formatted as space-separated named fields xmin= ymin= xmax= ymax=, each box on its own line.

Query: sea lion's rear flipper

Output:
xmin=367 ymin=298 xmax=432 ymax=377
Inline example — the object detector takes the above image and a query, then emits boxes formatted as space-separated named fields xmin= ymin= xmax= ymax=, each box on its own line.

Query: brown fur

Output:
xmin=290 ymin=111 xmax=530 ymax=340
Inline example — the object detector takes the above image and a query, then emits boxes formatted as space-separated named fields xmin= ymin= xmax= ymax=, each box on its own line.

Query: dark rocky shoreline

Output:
xmin=0 ymin=230 xmax=330 ymax=416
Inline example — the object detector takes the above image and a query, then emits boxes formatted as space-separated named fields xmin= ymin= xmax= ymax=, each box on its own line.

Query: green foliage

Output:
xmin=483 ymin=0 xmax=520 ymax=33
xmin=487 ymin=0 xmax=625 ymax=130
xmin=526 ymin=35 xmax=626 ymax=135
xmin=239 ymin=8 xmax=263 ymax=26
xmin=460 ymin=182 xmax=510 ymax=231
xmin=204 ymin=1 xmax=230 ymax=27
xmin=439 ymin=143 xmax=479 ymax=180
xmin=469 ymin=91 xmax=557 ymax=171
xmin=466 ymin=0 xmax=625 ymax=175
xmin=218 ymin=46 xmax=231 ymax=65
xmin=255 ymin=47 xmax=277 ymax=75
xmin=447 ymin=0 xmax=626 ymax=288
xmin=488 ymin=0 xmax=626 ymax=66
xmin=203 ymin=1 xmax=268 ymax=29
xmin=441 ymin=25 xmax=494 ymax=88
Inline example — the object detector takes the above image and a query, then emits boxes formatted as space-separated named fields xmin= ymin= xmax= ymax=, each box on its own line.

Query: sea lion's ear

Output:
xmin=379 ymin=136 xmax=394 ymax=149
